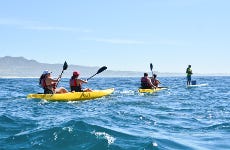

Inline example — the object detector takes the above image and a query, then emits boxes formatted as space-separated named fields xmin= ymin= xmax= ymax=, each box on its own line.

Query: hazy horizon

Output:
xmin=1 ymin=56 xmax=230 ymax=76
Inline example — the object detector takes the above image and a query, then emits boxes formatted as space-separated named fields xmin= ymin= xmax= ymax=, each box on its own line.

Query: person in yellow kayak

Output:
xmin=39 ymin=70 xmax=68 ymax=94
xmin=151 ymin=74 xmax=161 ymax=87
xmin=186 ymin=65 xmax=193 ymax=85
xmin=69 ymin=71 xmax=92 ymax=92
xmin=141 ymin=73 xmax=155 ymax=89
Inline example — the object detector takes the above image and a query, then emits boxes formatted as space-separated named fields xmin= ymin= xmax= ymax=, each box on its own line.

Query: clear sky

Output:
xmin=0 ymin=0 xmax=229 ymax=74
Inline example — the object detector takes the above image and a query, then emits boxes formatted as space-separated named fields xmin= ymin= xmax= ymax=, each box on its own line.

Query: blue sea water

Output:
xmin=0 ymin=76 xmax=229 ymax=150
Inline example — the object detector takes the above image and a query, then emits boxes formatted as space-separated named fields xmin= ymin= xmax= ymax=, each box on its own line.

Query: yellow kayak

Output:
xmin=138 ymin=87 xmax=167 ymax=93
xmin=27 ymin=88 xmax=114 ymax=101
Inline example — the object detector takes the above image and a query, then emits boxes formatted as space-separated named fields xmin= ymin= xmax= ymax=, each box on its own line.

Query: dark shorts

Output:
xmin=141 ymin=87 xmax=152 ymax=89
xmin=141 ymin=83 xmax=152 ymax=89
xmin=44 ymin=88 xmax=54 ymax=94
xmin=70 ymin=86 xmax=83 ymax=92
xmin=187 ymin=76 xmax=191 ymax=81
xmin=141 ymin=85 xmax=153 ymax=89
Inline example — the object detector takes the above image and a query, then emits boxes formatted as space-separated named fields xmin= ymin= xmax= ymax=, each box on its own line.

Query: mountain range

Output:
xmin=0 ymin=56 xmax=230 ymax=78
xmin=2 ymin=56 xmax=228 ymax=78
xmin=0 ymin=56 xmax=146 ymax=78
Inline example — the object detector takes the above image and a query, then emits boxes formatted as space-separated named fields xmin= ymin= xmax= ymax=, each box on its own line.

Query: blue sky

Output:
xmin=0 ymin=0 xmax=229 ymax=74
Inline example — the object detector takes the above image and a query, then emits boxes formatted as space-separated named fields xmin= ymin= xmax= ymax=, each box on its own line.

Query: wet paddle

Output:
xmin=87 ymin=66 xmax=107 ymax=81
xmin=56 ymin=61 xmax=68 ymax=87
xmin=150 ymin=63 xmax=154 ymax=76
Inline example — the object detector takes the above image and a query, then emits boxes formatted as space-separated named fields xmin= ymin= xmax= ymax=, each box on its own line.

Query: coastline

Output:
xmin=1 ymin=74 xmax=230 ymax=79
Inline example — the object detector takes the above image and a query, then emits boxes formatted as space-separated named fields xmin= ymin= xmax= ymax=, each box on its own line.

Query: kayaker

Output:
xmin=150 ymin=74 xmax=161 ymax=87
xmin=69 ymin=71 xmax=92 ymax=92
xmin=186 ymin=65 xmax=193 ymax=85
xmin=39 ymin=70 xmax=68 ymax=94
xmin=141 ymin=73 xmax=155 ymax=89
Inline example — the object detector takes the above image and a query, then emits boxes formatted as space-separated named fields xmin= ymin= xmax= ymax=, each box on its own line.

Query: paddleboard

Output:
xmin=187 ymin=83 xmax=208 ymax=88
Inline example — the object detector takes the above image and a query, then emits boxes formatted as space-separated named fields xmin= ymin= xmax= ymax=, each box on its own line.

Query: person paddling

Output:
xmin=151 ymin=74 xmax=161 ymax=87
xmin=69 ymin=71 xmax=92 ymax=92
xmin=39 ymin=70 xmax=68 ymax=94
xmin=141 ymin=73 xmax=155 ymax=89
xmin=186 ymin=65 xmax=193 ymax=85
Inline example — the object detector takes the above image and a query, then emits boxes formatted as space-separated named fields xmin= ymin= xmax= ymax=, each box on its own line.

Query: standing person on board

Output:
xmin=186 ymin=65 xmax=193 ymax=85
xmin=69 ymin=71 xmax=92 ymax=92
xmin=39 ymin=70 xmax=68 ymax=94
xmin=141 ymin=73 xmax=155 ymax=89
xmin=151 ymin=74 xmax=161 ymax=87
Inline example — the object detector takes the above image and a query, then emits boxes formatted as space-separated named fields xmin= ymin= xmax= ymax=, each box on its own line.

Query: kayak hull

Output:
xmin=138 ymin=87 xmax=166 ymax=93
xmin=27 ymin=88 xmax=114 ymax=101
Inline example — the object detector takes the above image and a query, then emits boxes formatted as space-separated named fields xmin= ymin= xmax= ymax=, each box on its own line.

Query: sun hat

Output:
xmin=42 ymin=70 xmax=52 ymax=75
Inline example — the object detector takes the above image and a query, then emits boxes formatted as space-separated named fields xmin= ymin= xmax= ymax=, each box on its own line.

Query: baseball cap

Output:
xmin=73 ymin=71 xmax=80 ymax=76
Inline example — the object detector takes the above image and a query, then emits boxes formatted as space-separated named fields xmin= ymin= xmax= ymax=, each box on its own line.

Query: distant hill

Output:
xmin=0 ymin=56 xmax=144 ymax=78
xmin=2 ymin=56 xmax=224 ymax=78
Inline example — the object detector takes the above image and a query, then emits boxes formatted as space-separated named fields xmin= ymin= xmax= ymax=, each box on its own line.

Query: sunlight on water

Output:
xmin=0 ymin=77 xmax=230 ymax=149
xmin=152 ymin=142 xmax=158 ymax=147
xmin=119 ymin=90 xmax=135 ymax=95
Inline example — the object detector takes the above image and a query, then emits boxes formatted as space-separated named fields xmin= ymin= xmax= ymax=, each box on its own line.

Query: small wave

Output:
xmin=92 ymin=131 xmax=115 ymax=145
xmin=156 ymin=138 xmax=200 ymax=150
xmin=0 ymin=114 xmax=15 ymax=123
xmin=201 ymin=122 xmax=230 ymax=131
xmin=116 ymin=90 xmax=135 ymax=95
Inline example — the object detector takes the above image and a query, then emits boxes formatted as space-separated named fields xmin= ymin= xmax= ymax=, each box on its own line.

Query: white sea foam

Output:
xmin=92 ymin=131 xmax=115 ymax=145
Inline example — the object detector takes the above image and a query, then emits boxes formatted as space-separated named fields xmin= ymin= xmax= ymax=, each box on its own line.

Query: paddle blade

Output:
xmin=97 ymin=66 xmax=107 ymax=74
xmin=63 ymin=61 xmax=68 ymax=70
xmin=150 ymin=63 xmax=153 ymax=71
xmin=56 ymin=61 xmax=68 ymax=88
xmin=86 ymin=66 xmax=107 ymax=81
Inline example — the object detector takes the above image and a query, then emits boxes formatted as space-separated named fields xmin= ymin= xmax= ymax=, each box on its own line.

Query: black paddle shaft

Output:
xmin=56 ymin=61 xmax=68 ymax=87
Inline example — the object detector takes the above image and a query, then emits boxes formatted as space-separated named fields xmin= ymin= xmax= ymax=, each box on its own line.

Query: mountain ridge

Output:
xmin=0 ymin=56 xmax=145 ymax=77
xmin=1 ymin=56 xmax=228 ymax=78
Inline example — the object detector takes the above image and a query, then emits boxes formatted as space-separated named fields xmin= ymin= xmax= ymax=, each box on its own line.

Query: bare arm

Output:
xmin=147 ymin=78 xmax=154 ymax=87
xmin=157 ymin=79 xmax=161 ymax=84
xmin=78 ymin=79 xmax=88 ymax=84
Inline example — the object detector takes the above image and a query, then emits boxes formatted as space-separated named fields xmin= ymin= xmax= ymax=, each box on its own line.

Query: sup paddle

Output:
xmin=87 ymin=66 xmax=107 ymax=81
xmin=158 ymin=86 xmax=168 ymax=89
xmin=56 ymin=61 xmax=68 ymax=87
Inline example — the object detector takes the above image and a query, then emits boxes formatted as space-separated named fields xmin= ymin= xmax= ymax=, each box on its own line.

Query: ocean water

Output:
xmin=0 ymin=76 xmax=229 ymax=150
